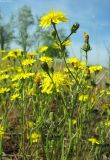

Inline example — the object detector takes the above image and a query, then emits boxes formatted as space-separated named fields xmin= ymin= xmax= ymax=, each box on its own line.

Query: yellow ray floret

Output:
xmin=39 ymin=10 xmax=68 ymax=27
xmin=41 ymin=72 xmax=71 ymax=94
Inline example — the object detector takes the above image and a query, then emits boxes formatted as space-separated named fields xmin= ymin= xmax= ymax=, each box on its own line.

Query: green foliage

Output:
xmin=0 ymin=14 xmax=14 ymax=50
xmin=0 ymin=9 xmax=109 ymax=160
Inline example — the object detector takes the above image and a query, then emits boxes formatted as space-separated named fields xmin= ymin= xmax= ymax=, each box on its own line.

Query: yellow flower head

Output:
xmin=0 ymin=74 xmax=9 ymax=81
xmin=63 ymin=40 xmax=72 ymax=46
xmin=54 ymin=40 xmax=72 ymax=49
xmin=88 ymin=137 xmax=100 ymax=145
xmin=107 ymin=91 xmax=110 ymax=95
xmin=68 ymin=57 xmax=80 ymax=67
xmin=2 ymin=49 xmax=22 ymax=60
xmin=39 ymin=56 xmax=53 ymax=63
xmin=39 ymin=46 xmax=48 ymax=53
xmin=72 ymin=119 xmax=77 ymax=125
xmin=0 ymin=124 xmax=5 ymax=139
xmin=39 ymin=10 xmax=68 ymax=27
xmin=28 ymin=121 xmax=34 ymax=128
xmin=41 ymin=72 xmax=70 ymax=94
xmin=89 ymin=65 xmax=102 ymax=74
xmin=12 ymin=73 xmax=35 ymax=81
xmin=11 ymin=93 xmax=21 ymax=101
xmin=78 ymin=61 xmax=86 ymax=69
xmin=30 ymin=132 xmax=40 ymax=143
xmin=22 ymin=59 xmax=36 ymax=66
xmin=0 ymin=87 xmax=10 ymax=94
xmin=104 ymin=120 xmax=110 ymax=127
xmin=79 ymin=95 xmax=89 ymax=102
xmin=68 ymin=58 xmax=86 ymax=70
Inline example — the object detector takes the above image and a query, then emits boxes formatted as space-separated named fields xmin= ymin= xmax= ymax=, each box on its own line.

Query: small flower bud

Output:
xmin=71 ymin=23 xmax=80 ymax=33
xmin=41 ymin=62 xmax=49 ymax=74
xmin=81 ymin=43 xmax=91 ymax=52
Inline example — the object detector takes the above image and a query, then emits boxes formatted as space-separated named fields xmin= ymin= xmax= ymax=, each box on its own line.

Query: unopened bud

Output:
xmin=81 ymin=43 xmax=91 ymax=52
xmin=41 ymin=62 xmax=49 ymax=74
xmin=71 ymin=23 xmax=80 ymax=33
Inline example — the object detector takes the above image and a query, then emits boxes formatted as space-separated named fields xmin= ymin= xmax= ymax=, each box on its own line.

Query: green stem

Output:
xmin=52 ymin=23 xmax=79 ymax=84
xmin=85 ymin=51 xmax=88 ymax=65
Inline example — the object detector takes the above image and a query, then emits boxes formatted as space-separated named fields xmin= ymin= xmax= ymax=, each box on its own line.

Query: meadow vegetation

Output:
xmin=0 ymin=10 xmax=110 ymax=160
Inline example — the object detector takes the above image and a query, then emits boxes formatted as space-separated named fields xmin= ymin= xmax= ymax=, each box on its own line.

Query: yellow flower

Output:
xmin=68 ymin=57 xmax=80 ymax=68
xmin=78 ymin=61 xmax=86 ymax=69
xmin=22 ymin=59 xmax=36 ymax=66
xmin=72 ymin=119 xmax=77 ymax=125
xmin=89 ymin=65 xmax=102 ymax=74
xmin=0 ymin=87 xmax=10 ymax=94
xmin=39 ymin=46 xmax=48 ymax=52
xmin=79 ymin=95 xmax=89 ymax=102
xmin=28 ymin=121 xmax=34 ymax=128
xmin=39 ymin=56 xmax=53 ymax=63
xmin=54 ymin=40 xmax=72 ymax=49
xmin=11 ymin=93 xmax=21 ymax=101
xmin=2 ymin=49 xmax=22 ymax=60
xmin=63 ymin=40 xmax=72 ymax=46
xmin=0 ymin=125 xmax=5 ymax=139
xmin=0 ymin=74 xmax=9 ymax=81
xmin=107 ymin=91 xmax=110 ymax=95
xmin=100 ymin=90 xmax=110 ymax=95
xmin=100 ymin=90 xmax=106 ymax=94
xmin=30 ymin=132 xmax=40 ymax=143
xmin=39 ymin=10 xmax=68 ymax=27
xmin=41 ymin=72 xmax=70 ymax=94
xmin=88 ymin=138 xmax=99 ymax=145
xmin=12 ymin=73 xmax=35 ymax=81
xmin=104 ymin=120 xmax=110 ymax=126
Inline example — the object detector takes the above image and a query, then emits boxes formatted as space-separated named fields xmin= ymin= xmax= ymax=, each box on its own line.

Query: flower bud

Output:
xmin=41 ymin=62 xmax=49 ymax=74
xmin=81 ymin=43 xmax=91 ymax=52
xmin=71 ymin=23 xmax=80 ymax=33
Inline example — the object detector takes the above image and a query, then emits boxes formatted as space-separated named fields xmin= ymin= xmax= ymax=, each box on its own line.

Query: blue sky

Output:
xmin=0 ymin=0 xmax=110 ymax=66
